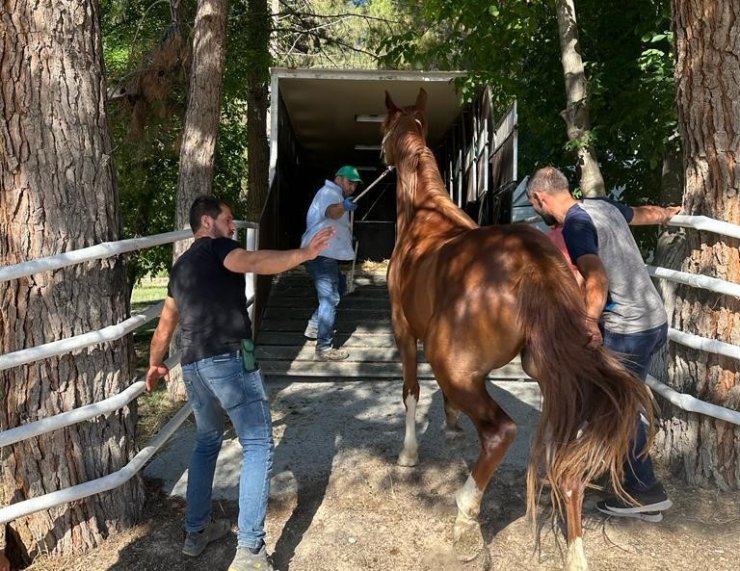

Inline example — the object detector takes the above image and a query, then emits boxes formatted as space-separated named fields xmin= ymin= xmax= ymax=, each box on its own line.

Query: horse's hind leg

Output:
xmin=395 ymin=329 xmax=420 ymax=467
xmin=561 ymin=478 xmax=589 ymax=571
xmin=441 ymin=379 xmax=517 ymax=561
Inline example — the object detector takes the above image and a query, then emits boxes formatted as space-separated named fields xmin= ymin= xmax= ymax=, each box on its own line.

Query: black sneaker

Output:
xmin=597 ymin=482 xmax=672 ymax=521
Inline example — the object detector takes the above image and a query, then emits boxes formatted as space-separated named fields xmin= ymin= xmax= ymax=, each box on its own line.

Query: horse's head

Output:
xmin=381 ymin=89 xmax=428 ymax=166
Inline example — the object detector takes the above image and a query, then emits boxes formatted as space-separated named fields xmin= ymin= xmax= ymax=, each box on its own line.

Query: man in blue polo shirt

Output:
xmin=301 ymin=165 xmax=362 ymax=361
xmin=526 ymin=166 xmax=680 ymax=522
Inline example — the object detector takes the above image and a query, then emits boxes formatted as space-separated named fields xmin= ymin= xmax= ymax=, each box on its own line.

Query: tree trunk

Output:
xmin=169 ymin=0 xmax=229 ymax=401
xmin=0 ymin=1 xmax=142 ymax=564
xmin=554 ymin=0 xmax=605 ymax=197
xmin=656 ymin=0 xmax=740 ymax=490
xmin=244 ymin=0 xmax=271 ymax=221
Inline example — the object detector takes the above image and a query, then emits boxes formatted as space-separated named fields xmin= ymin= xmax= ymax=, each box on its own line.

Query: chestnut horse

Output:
xmin=382 ymin=89 xmax=653 ymax=571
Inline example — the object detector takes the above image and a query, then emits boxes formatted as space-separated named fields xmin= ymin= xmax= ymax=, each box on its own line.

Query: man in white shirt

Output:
xmin=301 ymin=166 xmax=362 ymax=361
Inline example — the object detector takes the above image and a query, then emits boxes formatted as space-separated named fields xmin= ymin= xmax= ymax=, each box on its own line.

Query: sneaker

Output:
xmin=303 ymin=324 xmax=317 ymax=339
xmin=598 ymin=509 xmax=664 ymax=523
xmin=182 ymin=518 xmax=231 ymax=556
xmin=597 ymin=482 xmax=672 ymax=521
xmin=229 ymin=545 xmax=274 ymax=571
xmin=314 ymin=347 xmax=349 ymax=361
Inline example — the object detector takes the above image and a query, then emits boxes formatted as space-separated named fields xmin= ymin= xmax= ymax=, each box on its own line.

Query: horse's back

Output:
xmin=391 ymin=223 xmax=570 ymax=368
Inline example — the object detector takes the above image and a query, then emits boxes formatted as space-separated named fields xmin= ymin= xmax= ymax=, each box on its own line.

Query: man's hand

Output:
xmin=662 ymin=205 xmax=682 ymax=224
xmin=585 ymin=319 xmax=603 ymax=348
xmin=342 ymin=197 xmax=358 ymax=212
xmin=305 ymin=227 xmax=335 ymax=260
xmin=146 ymin=364 xmax=169 ymax=392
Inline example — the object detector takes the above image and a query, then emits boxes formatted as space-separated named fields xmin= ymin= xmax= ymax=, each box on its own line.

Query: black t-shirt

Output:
xmin=168 ymin=237 xmax=253 ymax=365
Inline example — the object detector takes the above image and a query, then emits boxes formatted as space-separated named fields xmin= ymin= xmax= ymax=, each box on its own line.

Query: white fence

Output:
xmin=0 ymin=214 xmax=738 ymax=527
xmin=0 ymin=222 xmax=257 ymax=525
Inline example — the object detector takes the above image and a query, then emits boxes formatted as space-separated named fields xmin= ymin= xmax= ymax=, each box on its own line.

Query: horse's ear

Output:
xmin=385 ymin=91 xmax=399 ymax=113
xmin=415 ymin=88 xmax=428 ymax=112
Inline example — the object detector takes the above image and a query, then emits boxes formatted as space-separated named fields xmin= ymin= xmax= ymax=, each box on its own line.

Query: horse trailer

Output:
xmin=254 ymin=68 xmax=520 ymax=328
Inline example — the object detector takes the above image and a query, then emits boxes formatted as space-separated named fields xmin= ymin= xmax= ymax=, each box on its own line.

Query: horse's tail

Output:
xmin=516 ymin=252 xmax=654 ymax=521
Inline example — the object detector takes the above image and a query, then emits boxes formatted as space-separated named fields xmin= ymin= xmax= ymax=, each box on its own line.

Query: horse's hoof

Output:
xmin=397 ymin=450 xmax=418 ymax=467
xmin=453 ymin=518 xmax=484 ymax=562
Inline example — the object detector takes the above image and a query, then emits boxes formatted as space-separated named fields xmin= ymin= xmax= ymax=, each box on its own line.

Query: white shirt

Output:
xmin=300 ymin=180 xmax=355 ymax=260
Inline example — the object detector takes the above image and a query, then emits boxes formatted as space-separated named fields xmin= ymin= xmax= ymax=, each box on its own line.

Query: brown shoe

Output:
xmin=314 ymin=347 xmax=349 ymax=361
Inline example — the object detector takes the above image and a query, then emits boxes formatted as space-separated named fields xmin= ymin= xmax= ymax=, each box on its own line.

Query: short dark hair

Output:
xmin=189 ymin=195 xmax=228 ymax=231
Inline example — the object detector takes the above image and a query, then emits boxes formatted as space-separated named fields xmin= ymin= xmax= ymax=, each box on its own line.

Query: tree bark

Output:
xmin=169 ymin=0 xmax=229 ymax=401
xmin=554 ymin=0 xmax=605 ymax=197
xmin=0 ymin=1 xmax=142 ymax=564
xmin=655 ymin=0 xmax=740 ymax=490
xmin=174 ymin=0 xmax=229 ymax=248
xmin=244 ymin=0 xmax=271 ymax=221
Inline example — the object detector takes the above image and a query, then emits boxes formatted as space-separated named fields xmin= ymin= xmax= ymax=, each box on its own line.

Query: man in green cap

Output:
xmin=300 ymin=165 xmax=363 ymax=360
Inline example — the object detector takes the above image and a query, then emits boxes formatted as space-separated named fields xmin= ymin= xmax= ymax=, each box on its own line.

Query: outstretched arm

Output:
xmin=630 ymin=204 xmax=681 ymax=226
xmin=146 ymin=296 xmax=179 ymax=392
xmin=223 ymin=227 xmax=335 ymax=274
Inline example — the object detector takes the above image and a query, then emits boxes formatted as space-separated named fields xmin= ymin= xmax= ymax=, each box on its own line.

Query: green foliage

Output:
xmin=103 ymin=0 xmax=248 ymax=284
xmin=380 ymin=0 xmax=677 ymax=206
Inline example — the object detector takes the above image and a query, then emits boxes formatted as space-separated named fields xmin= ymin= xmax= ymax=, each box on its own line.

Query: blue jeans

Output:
xmin=602 ymin=322 xmax=668 ymax=493
xmin=182 ymin=352 xmax=273 ymax=550
xmin=305 ymin=256 xmax=346 ymax=350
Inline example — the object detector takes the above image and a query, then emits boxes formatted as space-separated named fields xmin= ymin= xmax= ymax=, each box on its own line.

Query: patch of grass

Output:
xmin=136 ymin=386 xmax=185 ymax=448
xmin=131 ymin=279 xmax=167 ymax=313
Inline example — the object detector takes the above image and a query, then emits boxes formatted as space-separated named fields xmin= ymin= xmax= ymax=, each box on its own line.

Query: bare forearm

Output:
xmin=583 ymin=276 xmax=608 ymax=320
xmin=226 ymin=248 xmax=312 ymax=275
xmin=630 ymin=205 xmax=679 ymax=225
xmin=149 ymin=327 xmax=173 ymax=366
xmin=149 ymin=297 xmax=178 ymax=366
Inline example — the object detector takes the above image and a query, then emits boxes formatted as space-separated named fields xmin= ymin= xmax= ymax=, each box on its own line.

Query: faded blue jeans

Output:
xmin=181 ymin=352 xmax=273 ymax=550
xmin=305 ymin=256 xmax=346 ymax=351
xmin=603 ymin=322 xmax=668 ymax=493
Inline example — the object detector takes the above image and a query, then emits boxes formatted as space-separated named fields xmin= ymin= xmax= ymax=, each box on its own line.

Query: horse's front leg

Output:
xmin=395 ymin=327 xmax=420 ymax=467
xmin=561 ymin=478 xmax=589 ymax=571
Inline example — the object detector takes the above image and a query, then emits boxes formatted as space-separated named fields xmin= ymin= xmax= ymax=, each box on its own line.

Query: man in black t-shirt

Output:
xmin=146 ymin=196 xmax=332 ymax=571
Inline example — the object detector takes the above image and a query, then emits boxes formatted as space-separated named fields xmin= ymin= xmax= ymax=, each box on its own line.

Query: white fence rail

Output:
xmin=0 ymin=221 xmax=257 ymax=284
xmin=646 ymin=375 xmax=740 ymax=425
xmin=646 ymin=266 xmax=740 ymax=299
xmin=0 ymin=370 xmax=192 ymax=526
xmin=0 ymin=302 xmax=164 ymax=372
xmin=668 ymin=213 xmax=740 ymax=240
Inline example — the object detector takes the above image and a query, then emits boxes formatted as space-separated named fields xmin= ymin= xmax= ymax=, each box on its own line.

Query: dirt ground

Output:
xmin=24 ymin=379 xmax=740 ymax=571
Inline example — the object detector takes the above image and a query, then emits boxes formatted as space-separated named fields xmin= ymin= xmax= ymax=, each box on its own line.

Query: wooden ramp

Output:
xmin=255 ymin=267 xmax=528 ymax=380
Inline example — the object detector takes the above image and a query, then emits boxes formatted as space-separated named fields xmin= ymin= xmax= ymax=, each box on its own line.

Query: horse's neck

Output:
xmin=395 ymin=145 xmax=476 ymax=238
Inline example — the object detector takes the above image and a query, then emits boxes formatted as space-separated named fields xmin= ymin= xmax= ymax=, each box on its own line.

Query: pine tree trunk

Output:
xmin=655 ymin=0 xmax=740 ymax=490
xmin=245 ymin=0 xmax=271 ymax=221
xmin=169 ymin=0 xmax=229 ymax=401
xmin=0 ymin=1 xmax=143 ymax=564
xmin=554 ymin=0 xmax=605 ymax=197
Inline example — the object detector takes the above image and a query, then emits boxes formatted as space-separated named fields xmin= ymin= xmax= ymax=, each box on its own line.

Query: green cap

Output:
xmin=335 ymin=165 xmax=363 ymax=183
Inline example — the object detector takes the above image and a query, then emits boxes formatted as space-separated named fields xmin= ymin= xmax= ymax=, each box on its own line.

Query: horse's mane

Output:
xmin=385 ymin=110 xmax=476 ymax=234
